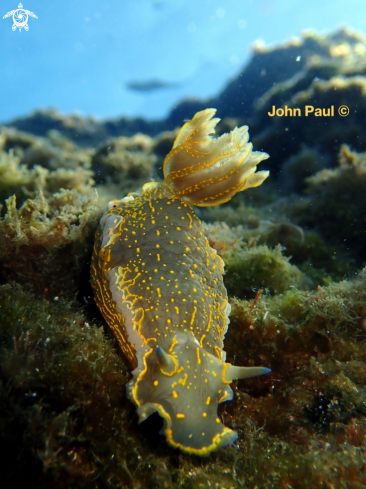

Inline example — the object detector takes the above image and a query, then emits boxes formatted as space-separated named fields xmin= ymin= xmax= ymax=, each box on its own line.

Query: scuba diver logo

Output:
xmin=3 ymin=3 xmax=38 ymax=31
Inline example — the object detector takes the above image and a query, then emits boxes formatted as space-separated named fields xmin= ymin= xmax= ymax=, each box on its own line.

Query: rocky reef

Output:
xmin=1 ymin=28 xmax=366 ymax=488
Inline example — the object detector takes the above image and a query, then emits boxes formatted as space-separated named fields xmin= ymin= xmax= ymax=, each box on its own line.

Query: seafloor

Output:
xmin=1 ymin=29 xmax=366 ymax=488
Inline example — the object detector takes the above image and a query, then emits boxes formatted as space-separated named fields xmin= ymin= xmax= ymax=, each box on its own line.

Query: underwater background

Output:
xmin=1 ymin=1 xmax=366 ymax=488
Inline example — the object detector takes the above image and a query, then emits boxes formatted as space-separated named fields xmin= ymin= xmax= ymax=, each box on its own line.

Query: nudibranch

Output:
xmin=91 ymin=108 xmax=271 ymax=456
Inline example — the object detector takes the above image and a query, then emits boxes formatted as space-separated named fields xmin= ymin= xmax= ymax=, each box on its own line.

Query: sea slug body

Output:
xmin=91 ymin=108 xmax=271 ymax=456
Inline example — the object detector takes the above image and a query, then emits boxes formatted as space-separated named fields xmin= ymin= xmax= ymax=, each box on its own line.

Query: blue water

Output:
xmin=1 ymin=0 xmax=366 ymax=122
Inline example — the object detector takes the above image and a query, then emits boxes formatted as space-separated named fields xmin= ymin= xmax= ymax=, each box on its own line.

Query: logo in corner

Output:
xmin=3 ymin=3 xmax=38 ymax=31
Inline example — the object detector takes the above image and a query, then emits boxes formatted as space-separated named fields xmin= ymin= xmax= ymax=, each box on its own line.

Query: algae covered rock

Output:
xmin=221 ymin=244 xmax=313 ymax=298
xmin=0 ymin=284 xmax=132 ymax=489
xmin=297 ymin=144 xmax=366 ymax=261
xmin=0 ymin=190 xmax=97 ymax=299
xmin=203 ymin=221 xmax=313 ymax=298
xmin=91 ymin=134 xmax=154 ymax=182
xmin=2 ymin=270 xmax=366 ymax=488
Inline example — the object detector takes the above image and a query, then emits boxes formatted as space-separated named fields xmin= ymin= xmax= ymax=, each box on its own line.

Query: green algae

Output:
xmin=0 ymin=284 xmax=132 ymax=489
xmin=0 ymin=146 xmax=94 ymax=207
xmin=221 ymin=244 xmax=313 ymax=298
xmin=0 ymin=190 xmax=97 ymax=299
xmin=1 ymin=271 xmax=366 ymax=488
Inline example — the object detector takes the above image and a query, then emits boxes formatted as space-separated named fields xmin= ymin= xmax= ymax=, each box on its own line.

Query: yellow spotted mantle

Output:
xmin=91 ymin=109 xmax=271 ymax=456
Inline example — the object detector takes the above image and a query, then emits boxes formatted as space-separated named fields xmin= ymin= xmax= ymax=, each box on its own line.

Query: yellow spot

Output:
xmin=157 ymin=288 xmax=161 ymax=298
xmin=176 ymin=226 xmax=181 ymax=231
xmin=154 ymin=380 xmax=159 ymax=387
xmin=211 ymin=371 xmax=217 ymax=377
xmin=172 ymin=390 xmax=178 ymax=398
xmin=176 ymin=413 xmax=185 ymax=419
xmin=156 ymin=244 xmax=160 ymax=249
xmin=203 ymin=412 xmax=207 ymax=418
xmin=216 ymin=418 xmax=221 ymax=424
xmin=156 ymin=230 xmax=160 ymax=236
xmin=157 ymin=254 xmax=160 ymax=261
xmin=206 ymin=397 xmax=211 ymax=405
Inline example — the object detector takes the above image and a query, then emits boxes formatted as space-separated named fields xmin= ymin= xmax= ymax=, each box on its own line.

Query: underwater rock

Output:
xmin=254 ymin=75 xmax=366 ymax=169
xmin=279 ymin=146 xmax=330 ymax=194
xmin=221 ymin=243 xmax=313 ymax=298
xmin=0 ymin=190 xmax=97 ymax=299
xmin=91 ymin=134 xmax=155 ymax=184
xmin=0 ymin=284 xmax=132 ymax=489
xmin=7 ymin=108 xmax=165 ymax=144
xmin=203 ymin=221 xmax=311 ymax=297
xmin=165 ymin=28 xmax=366 ymax=129
xmin=1 ymin=269 xmax=366 ymax=487
xmin=0 ymin=127 xmax=90 ymax=171
xmin=0 ymin=128 xmax=94 ymax=206
xmin=295 ymin=144 xmax=366 ymax=263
